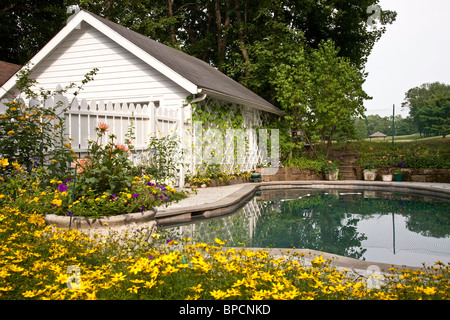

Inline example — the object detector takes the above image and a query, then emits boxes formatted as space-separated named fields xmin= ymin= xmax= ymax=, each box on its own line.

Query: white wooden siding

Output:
xmin=30 ymin=22 xmax=188 ymax=108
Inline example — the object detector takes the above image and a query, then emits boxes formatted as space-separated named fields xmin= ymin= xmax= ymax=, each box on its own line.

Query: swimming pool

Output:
xmin=159 ymin=188 xmax=450 ymax=267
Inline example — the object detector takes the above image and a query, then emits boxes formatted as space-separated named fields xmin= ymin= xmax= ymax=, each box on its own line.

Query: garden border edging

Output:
xmin=44 ymin=209 xmax=157 ymax=230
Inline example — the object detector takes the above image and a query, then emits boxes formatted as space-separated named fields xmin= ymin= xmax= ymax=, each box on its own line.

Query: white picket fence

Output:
xmin=1 ymin=90 xmax=270 ymax=186
xmin=0 ymin=93 xmax=183 ymax=182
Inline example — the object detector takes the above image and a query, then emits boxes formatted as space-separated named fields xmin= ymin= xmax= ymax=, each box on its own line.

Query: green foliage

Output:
xmin=272 ymin=39 xmax=370 ymax=157
xmin=323 ymin=160 xmax=340 ymax=174
xmin=139 ymin=133 xmax=184 ymax=184
xmin=355 ymin=140 xmax=450 ymax=169
xmin=403 ymin=82 xmax=450 ymax=138
xmin=0 ymin=66 xmax=97 ymax=181
xmin=73 ymin=123 xmax=135 ymax=197
xmin=284 ymin=157 xmax=325 ymax=175
xmin=0 ymin=0 xmax=68 ymax=65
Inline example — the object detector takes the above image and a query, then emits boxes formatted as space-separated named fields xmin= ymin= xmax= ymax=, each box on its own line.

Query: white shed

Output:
xmin=0 ymin=9 xmax=282 ymax=186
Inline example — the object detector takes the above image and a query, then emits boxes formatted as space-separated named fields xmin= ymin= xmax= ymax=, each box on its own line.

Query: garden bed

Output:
xmin=187 ymin=176 xmax=251 ymax=188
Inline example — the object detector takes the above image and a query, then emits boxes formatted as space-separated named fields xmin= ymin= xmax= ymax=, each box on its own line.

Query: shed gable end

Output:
xmin=25 ymin=22 xmax=189 ymax=107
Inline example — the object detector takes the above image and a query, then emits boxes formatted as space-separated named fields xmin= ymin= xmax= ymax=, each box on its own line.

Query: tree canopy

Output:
xmin=402 ymin=82 xmax=450 ymax=138
xmin=1 ymin=0 xmax=399 ymax=157
xmin=2 ymin=1 xmax=396 ymax=103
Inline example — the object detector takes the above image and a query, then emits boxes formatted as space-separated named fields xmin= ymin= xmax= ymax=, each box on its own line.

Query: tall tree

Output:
xmin=0 ymin=0 xmax=68 ymax=65
xmin=402 ymin=82 xmax=450 ymax=138
xmin=272 ymin=40 xmax=370 ymax=157
xmin=2 ymin=1 xmax=396 ymax=104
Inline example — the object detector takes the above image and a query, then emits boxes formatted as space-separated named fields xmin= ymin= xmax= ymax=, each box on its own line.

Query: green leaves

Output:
xmin=272 ymin=39 xmax=370 ymax=157
xmin=403 ymin=82 xmax=450 ymax=138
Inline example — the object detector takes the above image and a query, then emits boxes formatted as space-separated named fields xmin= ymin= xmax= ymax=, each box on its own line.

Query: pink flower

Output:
xmin=71 ymin=158 xmax=90 ymax=174
xmin=116 ymin=143 xmax=131 ymax=156
xmin=97 ymin=122 xmax=109 ymax=133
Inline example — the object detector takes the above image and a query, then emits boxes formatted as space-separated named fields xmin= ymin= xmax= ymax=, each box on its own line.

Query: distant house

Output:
xmin=0 ymin=61 xmax=22 ymax=86
xmin=0 ymin=10 xmax=282 ymax=185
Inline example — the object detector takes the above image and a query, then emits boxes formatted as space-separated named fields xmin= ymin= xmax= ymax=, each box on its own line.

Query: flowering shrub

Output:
xmin=323 ymin=160 xmax=340 ymax=173
xmin=73 ymin=122 xmax=136 ymax=197
xmin=0 ymin=67 xmax=97 ymax=180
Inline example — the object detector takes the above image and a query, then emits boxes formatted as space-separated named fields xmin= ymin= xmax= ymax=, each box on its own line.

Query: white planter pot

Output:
xmin=325 ymin=171 xmax=339 ymax=181
xmin=364 ymin=170 xmax=376 ymax=181
xmin=382 ymin=174 xmax=392 ymax=182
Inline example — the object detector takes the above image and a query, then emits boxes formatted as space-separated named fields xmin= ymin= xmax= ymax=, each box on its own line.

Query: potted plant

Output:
xmin=324 ymin=160 xmax=339 ymax=181
xmin=393 ymin=170 xmax=403 ymax=181
xmin=363 ymin=160 xmax=376 ymax=181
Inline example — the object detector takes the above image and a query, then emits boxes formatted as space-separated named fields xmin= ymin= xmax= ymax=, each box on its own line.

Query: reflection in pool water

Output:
xmin=158 ymin=189 xmax=450 ymax=267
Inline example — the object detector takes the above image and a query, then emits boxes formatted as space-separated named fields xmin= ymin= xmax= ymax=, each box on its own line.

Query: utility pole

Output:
xmin=392 ymin=104 xmax=395 ymax=144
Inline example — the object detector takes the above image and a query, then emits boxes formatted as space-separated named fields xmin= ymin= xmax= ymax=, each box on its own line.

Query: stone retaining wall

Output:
xmin=375 ymin=168 xmax=450 ymax=183
xmin=259 ymin=167 xmax=323 ymax=182
xmin=260 ymin=167 xmax=450 ymax=183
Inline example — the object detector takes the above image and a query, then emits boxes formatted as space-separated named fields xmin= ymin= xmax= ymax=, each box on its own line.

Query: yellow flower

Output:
xmin=210 ymin=289 xmax=229 ymax=300
xmin=214 ymin=238 xmax=226 ymax=245
xmin=0 ymin=158 xmax=8 ymax=167
xmin=127 ymin=194 xmax=132 ymax=199
xmin=7 ymin=130 xmax=14 ymax=136
xmin=423 ymin=286 xmax=437 ymax=295
xmin=311 ymin=255 xmax=326 ymax=265
xmin=126 ymin=285 xmax=140 ymax=294
xmin=190 ymin=283 xmax=204 ymax=293
xmin=12 ymin=162 xmax=21 ymax=171
xmin=52 ymin=199 xmax=62 ymax=207
xmin=111 ymin=272 xmax=126 ymax=282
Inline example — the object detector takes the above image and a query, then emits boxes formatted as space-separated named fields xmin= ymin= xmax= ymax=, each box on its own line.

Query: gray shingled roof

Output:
xmin=0 ymin=61 xmax=22 ymax=86
xmin=369 ymin=131 xmax=387 ymax=138
xmin=85 ymin=11 xmax=282 ymax=115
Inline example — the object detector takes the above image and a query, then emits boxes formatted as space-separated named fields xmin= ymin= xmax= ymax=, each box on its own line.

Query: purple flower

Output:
xmin=166 ymin=239 xmax=173 ymax=244
xmin=132 ymin=193 xmax=140 ymax=198
xmin=111 ymin=194 xmax=118 ymax=200
xmin=58 ymin=183 xmax=68 ymax=192
xmin=139 ymin=205 xmax=145 ymax=212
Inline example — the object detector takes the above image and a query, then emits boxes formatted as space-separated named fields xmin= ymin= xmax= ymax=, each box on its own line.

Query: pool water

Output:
xmin=159 ymin=188 xmax=450 ymax=267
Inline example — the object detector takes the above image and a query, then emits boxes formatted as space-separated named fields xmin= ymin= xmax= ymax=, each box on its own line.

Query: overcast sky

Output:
xmin=363 ymin=0 xmax=450 ymax=118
